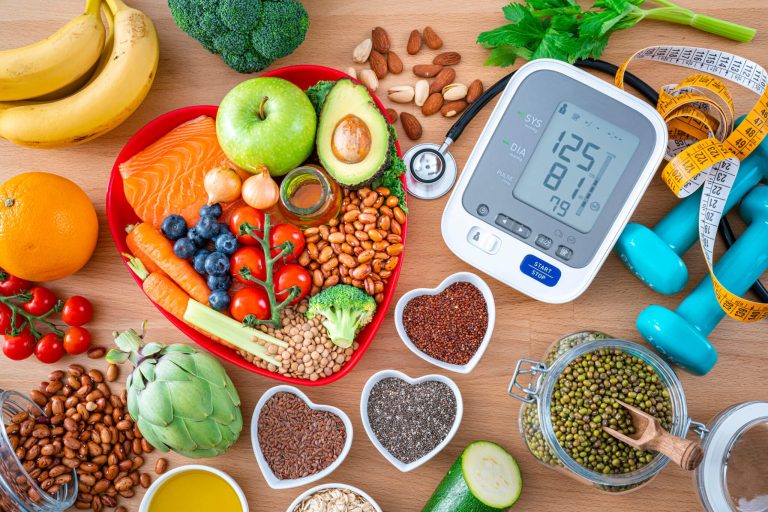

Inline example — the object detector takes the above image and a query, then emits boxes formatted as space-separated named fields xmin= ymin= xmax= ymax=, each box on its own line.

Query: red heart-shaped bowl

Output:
xmin=106 ymin=65 xmax=406 ymax=386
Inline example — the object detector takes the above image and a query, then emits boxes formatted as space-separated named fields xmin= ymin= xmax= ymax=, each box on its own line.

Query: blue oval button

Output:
xmin=520 ymin=254 xmax=561 ymax=287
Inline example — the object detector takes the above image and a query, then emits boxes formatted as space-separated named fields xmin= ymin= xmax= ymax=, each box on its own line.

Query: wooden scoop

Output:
xmin=602 ymin=400 xmax=703 ymax=471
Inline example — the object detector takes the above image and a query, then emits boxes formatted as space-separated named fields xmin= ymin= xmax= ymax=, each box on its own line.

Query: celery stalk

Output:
xmin=183 ymin=299 xmax=287 ymax=366
xmin=643 ymin=6 xmax=756 ymax=42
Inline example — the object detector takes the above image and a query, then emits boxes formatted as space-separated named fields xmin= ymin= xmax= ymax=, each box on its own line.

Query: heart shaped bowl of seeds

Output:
xmin=395 ymin=272 xmax=495 ymax=374
xmin=286 ymin=483 xmax=382 ymax=512
xmin=251 ymin=385 xmax=353 ymax=489
xmin=360 ymin=370 xmax=463 ymax=472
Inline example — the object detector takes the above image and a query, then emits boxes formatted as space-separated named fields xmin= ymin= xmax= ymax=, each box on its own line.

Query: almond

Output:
xmin=352 ymin=39 xmax=372 ymax=64
xmin=423 ymin=26 xmax=443 ymax=50
xmin=422 ymin=92 xmax=444 ymax=116
xmin=433 ymin=51 xmax=461 ymax=66
xmin=400 ymin=112 xmax=422 ymax=140
xmin=414 ymin=79 xmax=429 ymax=107
xmin=441 ymin=100 xmax=468 ymax=118
xmin=386 ymin=109 xmax=398 ymax=123
xmin=407 ymin=29 xmax=422 ymax=55
xmin=430 ymin=67 xmax=455 ymax=94
xmin=413 ymin=64 xmax=443 ymax=78
xmin=467 ymin=79 xmax=484 ymax=104
xmin=369 ymin=50 xmax=388 ymax=79
xmin=359 ymin=69 xmax=379 ymax=91
xmin=387 ymin=85 xmax=415 ymax=104
xmin=372 ymin=27 xmax=391 ymax=53
xmin=387 ymin=51 xmax=403 ymax=74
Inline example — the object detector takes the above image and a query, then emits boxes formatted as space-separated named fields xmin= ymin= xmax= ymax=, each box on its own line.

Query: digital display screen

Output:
xmin=513 ymin=101 xmax=640 ymax=233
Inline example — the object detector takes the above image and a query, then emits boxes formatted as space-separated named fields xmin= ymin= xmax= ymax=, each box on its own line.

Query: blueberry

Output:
xmin=200 ymin=204 xmax=223 ymax=219
xmin=173 ymin=238 xmax=196 ymax=259
xmin=187 ymin=227 xmax=207 ymax=247
xmin=207 ymin=273 xmax=232 ymax=291
xmin=161 ymin=215 xmax=187 ymax=241
xmin=208 ymin=290 xmax=231 ymax=311
xmin=214 ymin=232 xmax=238 ymax=255
xmin=204 ymin=251 xmax=230 ymax=276
xmin=192 ymin=248 xmax=211 ymax=274
xmin=196 ymin=215 xmax=219 ymax=240
xmin=217 ymin=222 xmax=231 ymax=236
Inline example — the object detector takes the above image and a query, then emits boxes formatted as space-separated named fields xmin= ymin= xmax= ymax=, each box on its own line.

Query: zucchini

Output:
xmin=422 ymin=441 xmax=522 ymax=512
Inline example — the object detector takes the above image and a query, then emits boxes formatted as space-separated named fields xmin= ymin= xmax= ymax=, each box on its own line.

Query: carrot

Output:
xmin=126 ymin=228 xmax=165 ymax=275
xmin=126 ymin=223 xmax=210 ymax=304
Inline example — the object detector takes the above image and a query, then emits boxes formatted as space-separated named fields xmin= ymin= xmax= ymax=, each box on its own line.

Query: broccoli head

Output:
xmin=306 ymin=285 xmax=377 ymax=348
xmin=168 ymin=0 xmax=309 ymax=74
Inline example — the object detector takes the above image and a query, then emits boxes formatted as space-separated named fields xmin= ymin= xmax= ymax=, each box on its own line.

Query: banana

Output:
xmin=0 ymin=0 xmax=105 ymax=101
xmin=0 ymin=0 xmax=159 ymax=148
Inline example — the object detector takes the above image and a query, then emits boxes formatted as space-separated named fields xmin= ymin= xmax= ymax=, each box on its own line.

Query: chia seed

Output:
xmin=367 ymin=377 xmax=457 ymax=464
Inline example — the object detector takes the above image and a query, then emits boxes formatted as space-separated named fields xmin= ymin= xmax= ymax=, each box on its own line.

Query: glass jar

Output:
xmin=277 ymin=165 xmax=342 ymax=228
xmin=509 ymin=331 xmax=690 ymax=494
xmin=0 ymin=390 xmax=77 ymax=512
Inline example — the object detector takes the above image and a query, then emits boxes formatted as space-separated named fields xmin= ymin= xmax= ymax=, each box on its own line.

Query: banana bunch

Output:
xmin=0 ymin=0 xmax=159 ymax=148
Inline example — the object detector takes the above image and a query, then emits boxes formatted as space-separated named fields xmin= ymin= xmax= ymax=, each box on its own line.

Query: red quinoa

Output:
xmin=402 ymin=281 xmax=488 ymax=365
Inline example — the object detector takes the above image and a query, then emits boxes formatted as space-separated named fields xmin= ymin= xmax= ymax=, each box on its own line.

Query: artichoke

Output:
xmin=107 ymin=328 xmax=242 ymax=459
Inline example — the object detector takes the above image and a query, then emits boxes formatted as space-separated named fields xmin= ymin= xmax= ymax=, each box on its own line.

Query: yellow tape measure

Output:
xmin=616 ymin=46 xmax=768 ymax=323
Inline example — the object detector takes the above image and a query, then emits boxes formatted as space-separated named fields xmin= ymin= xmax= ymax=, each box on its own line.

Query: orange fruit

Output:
xmin=0 ymin=172 xmax=98 ymax=281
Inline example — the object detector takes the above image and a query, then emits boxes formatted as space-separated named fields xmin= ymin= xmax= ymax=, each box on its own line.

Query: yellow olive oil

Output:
xmin=148 ymin=470 xmax=242 ymax=512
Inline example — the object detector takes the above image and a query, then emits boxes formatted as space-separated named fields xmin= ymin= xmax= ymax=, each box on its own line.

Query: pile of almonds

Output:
xmin=348 ymin=26 xmax=484 ymax=140
xmin=2 ymin=365 xmax=169 ymax=512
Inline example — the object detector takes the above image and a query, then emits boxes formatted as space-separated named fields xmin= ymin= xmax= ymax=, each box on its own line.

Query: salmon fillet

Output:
xmin=120 ymin=115 xmax=246 ymax=229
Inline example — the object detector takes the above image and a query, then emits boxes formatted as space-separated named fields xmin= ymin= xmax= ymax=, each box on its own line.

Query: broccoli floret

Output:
xmin=168 ymin=0 xmax=309 ymax=74
xmin=306 ymin=285 xmax=377 ymax=348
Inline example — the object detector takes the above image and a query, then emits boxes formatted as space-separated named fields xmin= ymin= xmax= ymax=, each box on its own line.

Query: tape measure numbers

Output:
xmin=616 ymin=46 xmax=768 ymax=322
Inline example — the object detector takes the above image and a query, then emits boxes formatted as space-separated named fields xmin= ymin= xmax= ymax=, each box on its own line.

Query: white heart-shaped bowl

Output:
xmin=395 ymin=272 xmax=496 ymax=374
xmin=251 ymin=385 xmax=353 ymax=490
xmin=285 ymin=483 xmax=383 ymax=512
xmin=360 ymin=370 xmax=463 ymax=472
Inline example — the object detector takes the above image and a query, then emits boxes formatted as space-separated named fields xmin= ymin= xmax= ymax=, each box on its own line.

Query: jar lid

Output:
xmin=696 ymin=401 xmax=768 ymax=511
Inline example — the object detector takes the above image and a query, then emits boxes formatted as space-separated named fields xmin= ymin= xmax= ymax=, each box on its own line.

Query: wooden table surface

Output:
xmin=2 ymin=1 xmax=767 ymax=511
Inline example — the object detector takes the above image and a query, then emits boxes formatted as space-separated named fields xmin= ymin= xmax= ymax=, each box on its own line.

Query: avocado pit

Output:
xmin=331 ymin=114 xmax=372 ymax=164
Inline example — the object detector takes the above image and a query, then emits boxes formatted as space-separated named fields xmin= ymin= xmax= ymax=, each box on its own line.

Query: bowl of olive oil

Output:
xmin=140 ymin=465 xmax=248 ymax=512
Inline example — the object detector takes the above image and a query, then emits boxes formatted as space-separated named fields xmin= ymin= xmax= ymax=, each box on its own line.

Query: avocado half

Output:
xmin=316 ymin=79 xmax=391 ymax=189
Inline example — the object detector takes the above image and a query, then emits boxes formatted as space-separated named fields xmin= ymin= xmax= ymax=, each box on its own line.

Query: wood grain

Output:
xmin=1 ymin=1 xmax=767 ymax=511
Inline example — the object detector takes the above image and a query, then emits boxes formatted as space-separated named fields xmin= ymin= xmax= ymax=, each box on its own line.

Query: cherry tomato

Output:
xmin=230 ymin=246 xmax=267 ymax=284
xmin=2 ymin=329 xmax=35 ymax=361
xmin=273 ymin=264 xmax=311 ymax=305
xmin=229 ymin=206 xmax=265 ymax=245
xmin=63 ymin=326 xmax=91 ymax=355
xmin=0 ymin=303 xmax=20 ymax=334
xmin=270 ymin=224 xmax=306 ymax=261
xmin=35 ymin=333 xmax=66 ymax=364
xmin=22 ymin=287 xmax=57 ymax=316
xmin=229 ymin=287 xmax=271 ymax=322
xmin=61 ymin=296 xmax=93 ymax=326
xmin=0 ymin=273 xmax=31 ymax=296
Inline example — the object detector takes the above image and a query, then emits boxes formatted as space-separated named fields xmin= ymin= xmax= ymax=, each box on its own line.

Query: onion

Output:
xmin=241 ymin=166 xmax=280 ymax=210
xmin=204 ymin=166 xmax=241 ymax=205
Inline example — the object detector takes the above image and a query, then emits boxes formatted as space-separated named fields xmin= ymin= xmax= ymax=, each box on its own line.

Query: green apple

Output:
xmin=216 ymin=77 xmax=317 ymax=176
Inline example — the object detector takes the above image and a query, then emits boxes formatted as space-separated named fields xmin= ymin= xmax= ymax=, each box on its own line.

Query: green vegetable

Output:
xmin=167 ymin=0 xmax=309 ymax=73
xmin=306 ymin=80 xmax=335 ymax=114
xmin=478 ymin=0 xmax=756 ymax=67
xmin=106 ymin=328 xmax=244 ymax=458
xmin=371 ymin=124 xmax=407 ymax=213
xmin=306 ymin=284 xmax=376 ymax=348
xmin=422 ymin=441 xmax=522 ymax=512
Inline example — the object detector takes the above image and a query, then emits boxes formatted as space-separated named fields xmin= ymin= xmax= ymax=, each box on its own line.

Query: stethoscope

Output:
xmin=403 ymin=58 xmax=768 ymax=301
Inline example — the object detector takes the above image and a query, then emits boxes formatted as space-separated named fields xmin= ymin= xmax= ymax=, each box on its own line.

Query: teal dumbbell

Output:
xmin=615 ymin=115 xmax=768 ymax=295
xmin=636 ymin=185 xmax=768 ymax=375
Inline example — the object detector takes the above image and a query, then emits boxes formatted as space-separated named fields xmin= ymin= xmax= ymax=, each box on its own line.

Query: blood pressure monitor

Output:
xmin=441 ymin=59 xmax=668 ymax=303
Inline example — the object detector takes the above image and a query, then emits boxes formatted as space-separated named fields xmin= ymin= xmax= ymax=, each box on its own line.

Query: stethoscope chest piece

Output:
xmin=404 ymin=141 xmax=457 ymax=200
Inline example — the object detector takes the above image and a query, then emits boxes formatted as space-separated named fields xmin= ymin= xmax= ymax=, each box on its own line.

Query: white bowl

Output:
xmin=251 ymin=385 xmax=353 ymax=489
xmin=395 ymin=271 xmax=495 ymax=374
xmin=139 ymin=464 xmax=248 ymax=512
xmin=360 ymin=370 xmax=463 ymax=472
xmin=285 ymin=483 xmax=383 ymax=512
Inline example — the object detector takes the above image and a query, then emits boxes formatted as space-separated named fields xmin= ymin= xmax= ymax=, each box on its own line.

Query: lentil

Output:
xmin=402 ymin=282 xmax=487 ymax=365
xmin=239 ymin=300 xmax=358 ymax=381
xmin=257 ymin=392 xmax=346 ymax=480
xmin=293 ymin=487 xmax=376 ymax=512
xmin=367 ymin=378 xmax=456 ymax=464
